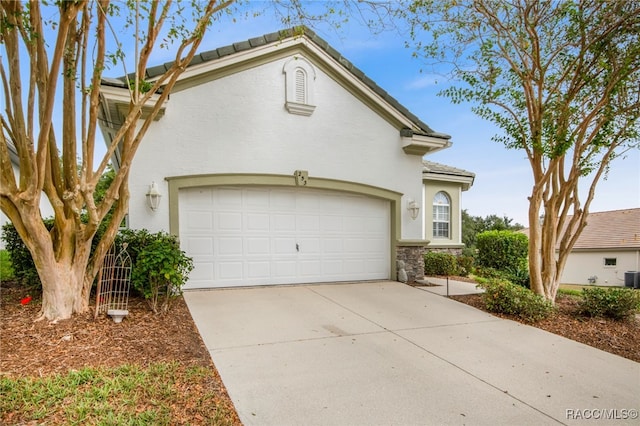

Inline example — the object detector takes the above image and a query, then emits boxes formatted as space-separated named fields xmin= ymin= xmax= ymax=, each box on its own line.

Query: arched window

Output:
xmin=283 ymin=56 xmax=316 ymax=116
xmin=433 ymin=191 xmax=450 ymax=238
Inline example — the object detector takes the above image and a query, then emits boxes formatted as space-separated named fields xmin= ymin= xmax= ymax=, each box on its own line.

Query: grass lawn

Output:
xmin=1 ymin=362 xmax=236 ymax=425
xmin=0 ymin=250 xmax=14 ymax=281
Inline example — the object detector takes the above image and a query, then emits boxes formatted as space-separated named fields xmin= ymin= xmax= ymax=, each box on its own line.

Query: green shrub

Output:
xmin=478 ymin=279 xmax=555 ymax=322
xmin=424 ymin=251 xmax=459 ymax=276
xmin=1 ymin=221 xmax=54 ymax=289
xmin=1 ymin=217 xmax=110 ymax=290
xmin=504 ymin=257 xmax=530 ymax=288
xmin=474 ymin=266 xmax=511 ymax=281
xmin=456 ymin=255 xmax=474 ymax=277
xmin=476 ymin=230 xmax=528 ymax=271
xmin=0 ymin=250 xmax=15 ymax=281
xmin=117 ymin=229 xmax=193 ymax=313
xmin=578 ymin=287 xmax=640 ymax=321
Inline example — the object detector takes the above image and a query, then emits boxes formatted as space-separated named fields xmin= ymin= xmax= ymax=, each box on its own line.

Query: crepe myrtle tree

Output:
xmin=0 ymin=0 xmax=239 ymax=321
xmin=401 ymin=0 xmax=640 ymax=302
xmin=0 ymin=0 xmax=393 ymax=322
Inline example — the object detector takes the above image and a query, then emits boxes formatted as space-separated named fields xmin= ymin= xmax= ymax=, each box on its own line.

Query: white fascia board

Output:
xmin=100 ymin=85 xmax=168 ymax=121
xmin=402 ymin=134 xmax=452 ymax=156
xmin=423 ymin=172 xmax=474 ymax=191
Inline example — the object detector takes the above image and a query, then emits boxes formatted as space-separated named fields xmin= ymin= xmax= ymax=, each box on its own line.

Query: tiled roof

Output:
xmin=101 ymin=26 xmax=448 ymax=139
xmin=521 ymin=208 xmax=640 ymax=250
xmin=422 ymin=160 xmax=475 ymax=178
xmin=570 ymin=208 xmax=640 ymax=250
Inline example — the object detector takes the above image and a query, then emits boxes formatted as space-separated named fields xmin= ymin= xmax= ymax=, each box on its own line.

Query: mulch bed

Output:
xmin=0 ymin=280 xmax=241 ymax=424
xmin=450 ymin=292 xmax=640 ymax=363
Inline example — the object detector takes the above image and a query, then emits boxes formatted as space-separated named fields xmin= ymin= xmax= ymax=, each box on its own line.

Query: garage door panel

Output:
xmin=186 ymin=237 xmax=214 ymax=255
xmin=320 ymin=216 xmax=343 ymax=232
xmin=273 ymin=237 xmax=296 ymax=254
xmin=217 ymin=237 xmax=243 ymax=255
xmin=219 ymin=262 xmax=243 ymax=280
xmin=216 ymin=212 xmax=242 ymax=231
xmin=247 ymin=261 xmax=270 ymax=278
xmin=191 ymin=261 xmax=214 ymax=281
xmin=184 ymin=211 xmax=214 ymax=231
xmin=296 ymin=215 xmax=320 ymax=232
xmin=245 ymin=189 xmax=270 ymax=207
xmin=323 ymin=239 xmax=343 ymax=253
xmin=272 ymin=214 xmax=296 ymax=231
xmin=247 ymin=238 xmax=270 ymax=255
xmin=297 ymin=238 xmax=320 ymax=253
xmin=274 ymin=260 xmax=297 ymax=278
xmin=299 ymin=260 xmax=321 ymax=276
xmin=247 ymin=213 xmax=270 ymax=231
xmin=180 ymin=186 xmax=390 ymax=288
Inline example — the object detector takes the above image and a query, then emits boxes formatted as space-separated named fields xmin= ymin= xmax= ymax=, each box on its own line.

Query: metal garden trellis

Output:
xmin=94 ymin=243 xmax=132 ymax=323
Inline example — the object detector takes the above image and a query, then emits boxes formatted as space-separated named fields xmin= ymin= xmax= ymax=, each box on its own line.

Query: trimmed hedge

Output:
xmin=424 ymin=252 xmax=458 ymax=276
xmin=476 ymin=230 xmax=528 ymax=272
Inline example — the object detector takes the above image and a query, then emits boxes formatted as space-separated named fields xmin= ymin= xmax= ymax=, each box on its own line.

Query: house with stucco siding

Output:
xmin=560 ymin=208 xmax=640 ymax=287
xmin=97 ymin=27 xmax=474 ymax=288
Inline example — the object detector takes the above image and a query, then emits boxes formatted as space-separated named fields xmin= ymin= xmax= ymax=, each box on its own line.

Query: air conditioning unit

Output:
xmin=624 ymin=271 xmax=640 ymax=288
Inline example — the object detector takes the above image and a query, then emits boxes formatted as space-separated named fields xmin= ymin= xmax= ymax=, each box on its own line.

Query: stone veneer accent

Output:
xmin=425 ymin=247 xmax=463 ymax=256
xmin=395 ymin=243 xmax=427 ymax=284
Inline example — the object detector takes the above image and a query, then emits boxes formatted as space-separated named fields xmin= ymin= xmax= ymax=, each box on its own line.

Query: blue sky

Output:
xmin=101 ymin=2 xmax=640 ymax=226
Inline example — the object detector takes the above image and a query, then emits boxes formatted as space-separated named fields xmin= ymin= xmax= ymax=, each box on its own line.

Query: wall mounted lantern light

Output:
xmin=407 ymin=199 xmax=420 ymax=220
xmin=146 ymin=181 xmax=162 ymax=211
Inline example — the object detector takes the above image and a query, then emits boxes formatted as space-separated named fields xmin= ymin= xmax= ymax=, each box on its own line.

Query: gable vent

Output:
xmin=283 ymin=56 xmax=316 ymax=116
xmin=295 ymin=69 xmax=306 ymax=103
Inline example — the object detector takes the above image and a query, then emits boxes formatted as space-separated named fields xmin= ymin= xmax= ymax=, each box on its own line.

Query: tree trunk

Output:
xmin=39 ymin=265 xmax=87 ymax=321
xmin=35 ymin=247 xmax=92 ymax=321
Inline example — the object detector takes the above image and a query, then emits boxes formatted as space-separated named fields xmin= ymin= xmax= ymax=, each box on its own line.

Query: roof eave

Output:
xmin=423 ymin=171 xmax=475 ymax=191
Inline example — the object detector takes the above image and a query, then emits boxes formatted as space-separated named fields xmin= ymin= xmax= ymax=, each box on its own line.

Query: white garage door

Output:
xmin=179 ymin=186 xmax=390 ymax=289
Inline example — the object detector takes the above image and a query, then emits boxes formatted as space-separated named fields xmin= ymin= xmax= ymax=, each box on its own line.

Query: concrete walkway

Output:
xmin=416 ymin=276 xmax=485 ymax=296
xmin=184 ymin=281 xmax=639 ymax=426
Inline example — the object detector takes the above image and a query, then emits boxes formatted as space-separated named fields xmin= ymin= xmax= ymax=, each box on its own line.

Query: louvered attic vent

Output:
xmin=283 ymin=56 xmax=316 ymax=116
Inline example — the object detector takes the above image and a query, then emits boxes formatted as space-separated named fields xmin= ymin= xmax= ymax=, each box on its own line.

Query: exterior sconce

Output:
xmin=407 ymin=199 xmax=420 ymax=220
xmin=146 ymin=181 xmax=162 ymax=211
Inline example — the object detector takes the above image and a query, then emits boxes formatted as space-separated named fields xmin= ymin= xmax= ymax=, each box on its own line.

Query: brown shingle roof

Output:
xmin=571 ymin=208 xmax=640 ymax=250
xmin=521 ymin=208 xmax=640 ymax=250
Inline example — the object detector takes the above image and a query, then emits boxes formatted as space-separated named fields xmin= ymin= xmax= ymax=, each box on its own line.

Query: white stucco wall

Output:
xmin=127 ymin=54 xmax=426 ymax=240
xmin=561 ymin=250 xmax=640 ymax=286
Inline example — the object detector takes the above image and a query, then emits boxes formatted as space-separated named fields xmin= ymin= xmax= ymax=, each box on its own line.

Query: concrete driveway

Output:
xmin=184 ymin=281 xmax=639 ymax=425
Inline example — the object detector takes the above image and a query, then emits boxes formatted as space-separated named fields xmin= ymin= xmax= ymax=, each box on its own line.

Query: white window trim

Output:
xmin=283 ymin=56 xmax=316 ymax=116
xmin=432 ymin=191 xmax=451 ymax=239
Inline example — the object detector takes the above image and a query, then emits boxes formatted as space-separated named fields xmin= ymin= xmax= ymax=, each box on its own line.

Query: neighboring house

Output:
xmin=0 ymin=142 xmax=54 ymax=249
xmin=98 ymin=27 xmax=472 ymax=288
xmin=422 ymin=160 xmax=475 ymax=252
xmin=560 ymin=208 xmax=640 ymax=287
